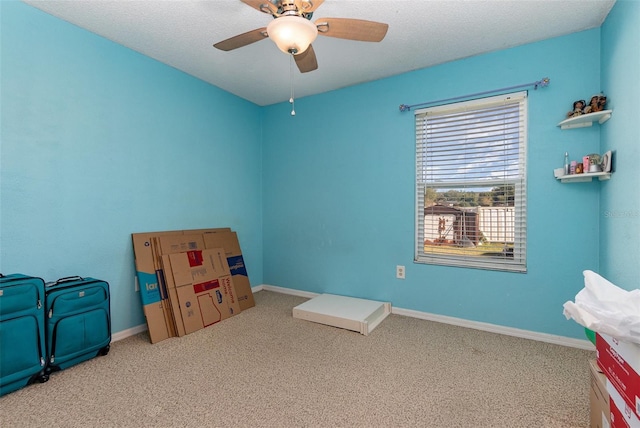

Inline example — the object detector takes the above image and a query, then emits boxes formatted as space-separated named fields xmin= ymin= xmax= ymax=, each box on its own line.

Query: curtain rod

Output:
xmin=399 ymin=77 xmax=550 ymax=112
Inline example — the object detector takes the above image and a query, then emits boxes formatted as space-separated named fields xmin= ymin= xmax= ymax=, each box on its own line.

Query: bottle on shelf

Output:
xmin=564 ymin=152 xmax=569 ymax=176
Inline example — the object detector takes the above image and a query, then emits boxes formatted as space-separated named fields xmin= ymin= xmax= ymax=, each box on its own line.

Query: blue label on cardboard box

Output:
xmin=227 ymin=255 xmax=248 ymax=277
xmin=137 ymin=271 xmax=161 ymax=305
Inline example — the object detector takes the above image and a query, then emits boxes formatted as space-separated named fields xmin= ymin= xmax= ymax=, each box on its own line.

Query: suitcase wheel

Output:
xmin=45 ymin=365 xmax=59 ymax=376
xmin=99 ymin=345 xmax=110 ymax=356
xmin=39 ymin=374 xmax=50 ymax=383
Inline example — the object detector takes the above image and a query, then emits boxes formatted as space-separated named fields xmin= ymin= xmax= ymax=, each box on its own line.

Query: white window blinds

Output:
xmin=415 ymin=91 xmax=527 ymax=272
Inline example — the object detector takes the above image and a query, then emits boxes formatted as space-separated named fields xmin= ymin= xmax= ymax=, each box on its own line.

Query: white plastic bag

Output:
xmin=563 ymin=270 xmax=640 ymax=344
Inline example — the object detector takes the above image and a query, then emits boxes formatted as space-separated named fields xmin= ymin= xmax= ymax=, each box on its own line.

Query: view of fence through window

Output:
xmin=415 ymin=91 xmax=526 ymax=270
xmin=423 ymin=185 xmax=515 ymax=257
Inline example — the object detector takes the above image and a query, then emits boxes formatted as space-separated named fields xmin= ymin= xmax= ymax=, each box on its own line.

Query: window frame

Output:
xmin=414 ymin=91 xmax=528 ymax=273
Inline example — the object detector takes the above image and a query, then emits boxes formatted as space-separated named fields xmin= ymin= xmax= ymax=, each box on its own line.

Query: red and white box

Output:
xmin=597 ymin=333 xmax=640 ymax=420
xmin=609 ymin=381 xmax=640 ymax=428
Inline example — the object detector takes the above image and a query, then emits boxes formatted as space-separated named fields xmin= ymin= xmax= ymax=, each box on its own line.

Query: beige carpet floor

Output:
xmin=0 ymin=290 xmax=593 ymax=427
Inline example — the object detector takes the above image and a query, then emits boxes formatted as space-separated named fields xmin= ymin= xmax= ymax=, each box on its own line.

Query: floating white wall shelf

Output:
xmin=558 ymin=110 xmax=612 ymax=130
xmin=554 ymin=168 xmax=611 ymax=183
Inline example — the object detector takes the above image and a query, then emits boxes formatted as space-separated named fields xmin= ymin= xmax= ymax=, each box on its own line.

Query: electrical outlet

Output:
xmin=135 ymin=276 xmax=139 ymax=292
xmin=396 ymin=265 xmax=405 ymax=279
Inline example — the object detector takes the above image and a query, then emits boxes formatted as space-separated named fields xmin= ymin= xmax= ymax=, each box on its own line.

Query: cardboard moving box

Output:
xmin=153 ymin=234 xmax=206 ymax=338
xmin=608 ymin=380 xmax=640 ymax=428
xmin=590 ymin=359 xmax=611 ymax=428
xmin=167 ymin=248 xmax=240 ymax=335
xmin=131 ymin=228 xmax=230 ymax=343
xmin=597 ymin=333 xmax=640 ymax=420
xmin=132 ymin=230 xmax=184 ymax=344
xmin=203 ymin=231 xmax=255 ymax=311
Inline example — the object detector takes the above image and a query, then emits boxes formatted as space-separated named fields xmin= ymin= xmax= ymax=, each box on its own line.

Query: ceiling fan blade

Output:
xmin=295 ymin=45 xmax=318 ymax=73
xmin=315 ymin=18 xmax=388 ymax=42
xmin=213 ymin=27 xmax=268 ymax=51
xmin=240 ymin=0 xmax=277 ymax=15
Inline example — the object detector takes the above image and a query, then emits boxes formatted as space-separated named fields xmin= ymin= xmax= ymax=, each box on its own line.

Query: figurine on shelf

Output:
xmin=597 ymin=94 xmax=607 ymax=111
xmin=588 ymin=153 xmax=602 ymax=173
xmin=584 ymin=96 xmax=599 ymax=114
xmin=584 ymin=94 xmax=607 ymax=114
xmin=567 ymin=99 xmax=586 ymax=118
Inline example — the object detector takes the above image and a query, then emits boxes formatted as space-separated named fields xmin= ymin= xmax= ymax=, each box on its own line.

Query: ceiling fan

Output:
xmin=213 ymin=0 xmax=389 ymax=73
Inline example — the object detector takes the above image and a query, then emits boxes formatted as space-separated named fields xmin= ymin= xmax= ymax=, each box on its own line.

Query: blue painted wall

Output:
xmin=599 ymin=0 xmax=640 ymax=289
xmin=263 ymin=29 xmax=606 ymax=340
xmin=3 ymin=1 xmax=634 ymax=340
xmin=0 ymin=2 xmax=264 ymax=334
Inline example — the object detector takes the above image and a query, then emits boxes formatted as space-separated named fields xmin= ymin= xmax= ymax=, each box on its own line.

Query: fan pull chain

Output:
xmin=289 ymin=53 xmax=296 ymax=116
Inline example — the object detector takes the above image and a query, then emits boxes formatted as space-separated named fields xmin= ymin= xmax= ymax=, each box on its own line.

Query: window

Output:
xmin=415 ymin=92 xmax=527 ymax=272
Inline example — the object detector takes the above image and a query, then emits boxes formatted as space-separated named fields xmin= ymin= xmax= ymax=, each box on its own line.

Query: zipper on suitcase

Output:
xmin=46 ymin=278 xmax=103 ymax=292
xmin=38 ymin=328 xmax=46 ymax=367
xmin=49 ymin=323 xmax=58 ymax=364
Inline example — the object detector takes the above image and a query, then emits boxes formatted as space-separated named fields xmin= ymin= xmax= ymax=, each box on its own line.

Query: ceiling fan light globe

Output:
xmin=267 ymin=16 xmax=318 ymax=55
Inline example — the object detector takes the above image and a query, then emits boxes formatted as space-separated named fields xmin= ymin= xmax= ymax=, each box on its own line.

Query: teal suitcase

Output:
xmin=0 ymin=273 xmax=49 ymax=396
xmin=45 ymin=276 xmax=111 ymax=374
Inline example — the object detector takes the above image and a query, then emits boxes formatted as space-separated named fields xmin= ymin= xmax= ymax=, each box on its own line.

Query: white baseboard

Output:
xmin=256 ymin=284 xmax=594 ymax=351
xmin=112 ymin=324 xmax=147 ymax=342
xmin=112 ymin=285 xmax=594 ymax=351
xmin=253 ymin=284 xmax=319 ymax=299
xmin=392 ymin=307 xmax=594 ymax=351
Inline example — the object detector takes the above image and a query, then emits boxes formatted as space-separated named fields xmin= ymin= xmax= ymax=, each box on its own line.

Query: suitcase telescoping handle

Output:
xmin=51 ymin=276 xmax=84 ymax=285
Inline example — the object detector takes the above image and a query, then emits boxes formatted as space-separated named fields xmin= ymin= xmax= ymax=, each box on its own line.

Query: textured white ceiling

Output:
xmin=22 ymin=0 xmax=616 ymax=106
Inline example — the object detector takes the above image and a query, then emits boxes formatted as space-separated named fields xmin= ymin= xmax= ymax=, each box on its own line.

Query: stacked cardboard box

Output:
xmin=132 ymin=228 xmax=255 ymax=343
xmin=595 ymin=333 xmax=640 ymax=428
xmin=590 ymin=359 xmax=611 ymax=428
